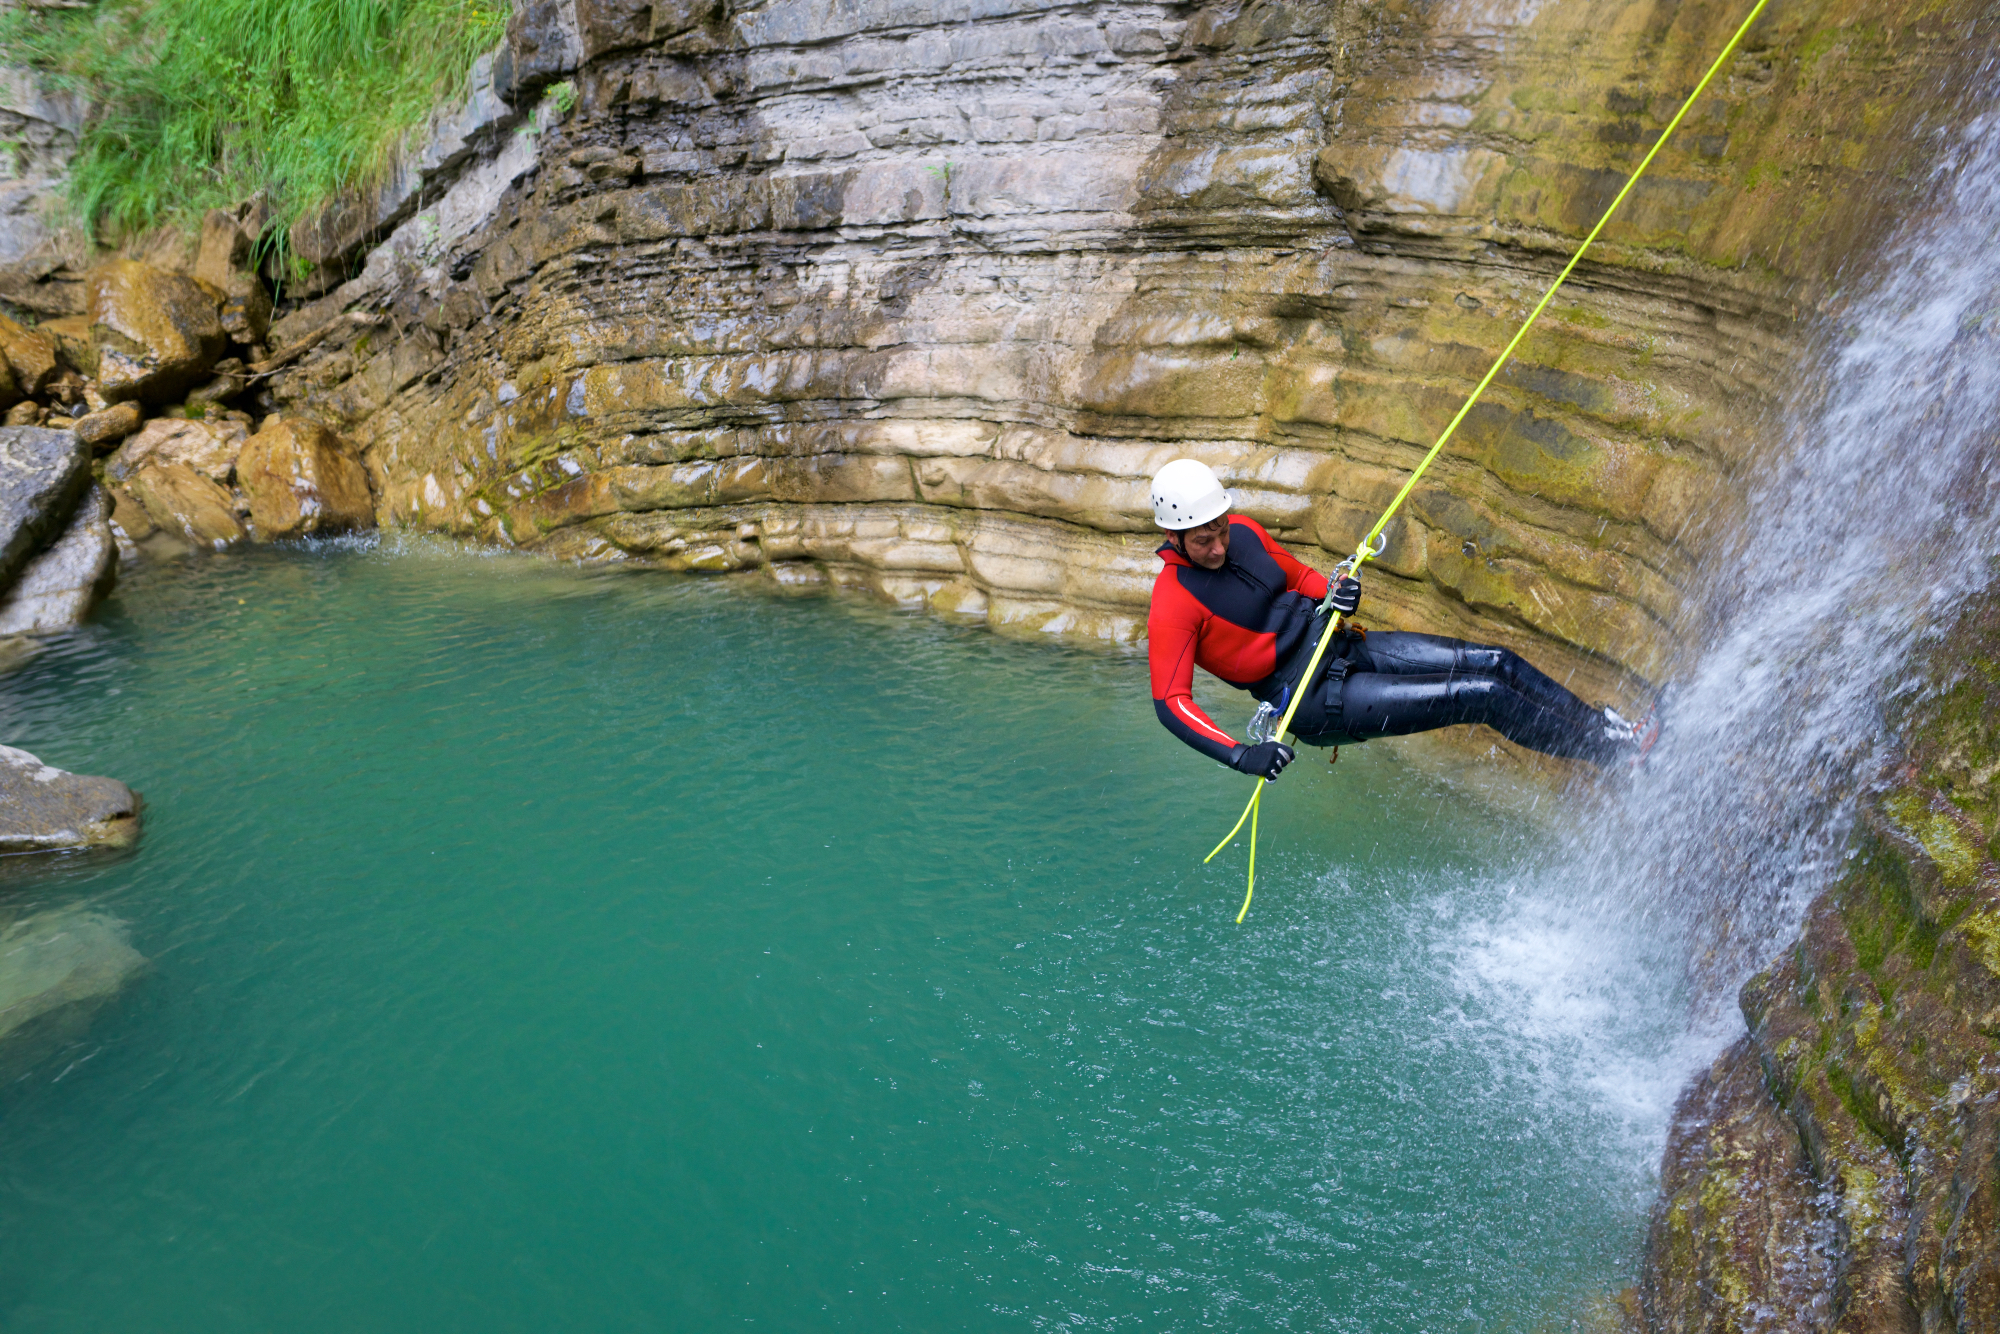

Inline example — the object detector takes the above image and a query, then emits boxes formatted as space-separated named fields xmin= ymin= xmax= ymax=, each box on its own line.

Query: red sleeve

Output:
xmin=1147 ymin=576 xmax=1241 ymax=765
xmin=1246 ymin=519 xmax=1329 ymax=600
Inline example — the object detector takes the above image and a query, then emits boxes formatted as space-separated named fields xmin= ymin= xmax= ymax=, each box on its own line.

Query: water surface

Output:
xmin=0 ymin=543 xmax=1678 ymax=1331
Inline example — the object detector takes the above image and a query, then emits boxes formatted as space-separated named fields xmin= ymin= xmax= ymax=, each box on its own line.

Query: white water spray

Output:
xmin=1446 ymin=106 xmax=2000 ymax=1163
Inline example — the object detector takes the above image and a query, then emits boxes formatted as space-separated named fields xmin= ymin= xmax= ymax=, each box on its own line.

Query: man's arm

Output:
xmin=1148 ymin=590 xmax=1242 ymax=766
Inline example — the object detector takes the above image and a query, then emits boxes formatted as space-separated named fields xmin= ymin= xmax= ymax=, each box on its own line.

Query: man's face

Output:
xmin=1176 ymin=515 xmax=1230 ymax=569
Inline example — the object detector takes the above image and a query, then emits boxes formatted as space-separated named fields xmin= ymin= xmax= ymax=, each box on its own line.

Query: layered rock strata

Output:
xmin=0 ymin=0 xmax=1991 ymax=1308
xmin=215 ymin=0 xmax=1990 ymax=720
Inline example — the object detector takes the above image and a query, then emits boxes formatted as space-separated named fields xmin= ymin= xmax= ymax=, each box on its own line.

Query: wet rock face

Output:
xmin=0 ymin=486 xmax=117 ymax=636
xmin=87 ymin=258 xmax=227 ymax=404
xmin=0 ymin=423 xmax=89 ymax=588
xmin=1642 ymin=586 xmax=2000 ymax=1333
xmin=1643 ymin=1038 xmax=1834 ymax=1333
xmin=235 ymin=419 xmax=373 ymax=539
xmin=126 ymin=460 xmax=246 ymax=550
xmin=265 ymin=0 xmax=1988 ymax=712
xmin=0 ymin=744 xmax=141 ymax=852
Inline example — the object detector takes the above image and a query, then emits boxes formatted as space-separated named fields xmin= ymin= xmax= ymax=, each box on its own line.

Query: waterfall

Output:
xmin=1441 ymin=105 xmax=2000 ymax=1169
xmin=1631 ymin=104 xmax=2000 ymax=999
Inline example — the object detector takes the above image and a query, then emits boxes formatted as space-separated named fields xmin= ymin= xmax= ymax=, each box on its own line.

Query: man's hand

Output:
xmin=1230 ymin=741 xmax=1295 ymax=781
xmin=1329 ymin=574 xmax=1361 ymax=617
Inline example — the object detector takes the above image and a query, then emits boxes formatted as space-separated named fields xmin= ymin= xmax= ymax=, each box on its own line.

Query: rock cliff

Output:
xmin=0 ymin=60 xmax=82 ymax=302
xmin=1643 ymin=567 xmax=2000 ymax=1333
xmin=216 ymin=0 xmax=1990 ymax=725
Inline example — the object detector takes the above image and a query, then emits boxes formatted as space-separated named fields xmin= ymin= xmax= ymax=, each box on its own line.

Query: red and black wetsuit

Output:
xmin=1148 ymin=517 xmax=1328 ymax=765
xmin=1147 ymin=518 xmax=1628 ymax=767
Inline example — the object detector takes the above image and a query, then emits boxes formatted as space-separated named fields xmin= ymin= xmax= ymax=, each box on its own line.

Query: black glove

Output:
xmin=1230 ymin=741 xmax=1295 ymax=781
xmin=1329 ymin=575 xmax=1361 ymax=617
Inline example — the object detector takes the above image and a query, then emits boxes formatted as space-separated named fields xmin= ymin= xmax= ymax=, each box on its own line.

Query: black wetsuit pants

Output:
xmin=1286 ymin=631 xmax=1622 ymax=766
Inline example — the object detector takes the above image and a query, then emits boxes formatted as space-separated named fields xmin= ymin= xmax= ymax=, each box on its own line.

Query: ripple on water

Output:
xmin=0 ymin=542 xmax=1686 ymax=1332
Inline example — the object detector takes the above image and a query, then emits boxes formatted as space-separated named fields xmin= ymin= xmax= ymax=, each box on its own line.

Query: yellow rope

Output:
xmin=1208 ymin=0 xmax=1771 ymax=922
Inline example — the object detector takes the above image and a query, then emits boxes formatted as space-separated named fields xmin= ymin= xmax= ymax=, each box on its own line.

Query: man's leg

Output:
xmin=1348 ymin=631 xmax=1607 ymax=737
xmin=1335 ymin=670 xmax=1625 ymax=764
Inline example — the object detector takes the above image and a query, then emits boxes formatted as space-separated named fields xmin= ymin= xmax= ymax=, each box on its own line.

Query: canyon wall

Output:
xmin=1645 ymin=568 xmax=2000 ymax=1334
xmin=247 ymin=0 xmax=1982 ymax=720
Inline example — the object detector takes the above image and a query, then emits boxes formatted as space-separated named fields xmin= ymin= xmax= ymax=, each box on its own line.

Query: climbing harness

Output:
xmin=1206 ymin=0 xmax=1772 ymax=923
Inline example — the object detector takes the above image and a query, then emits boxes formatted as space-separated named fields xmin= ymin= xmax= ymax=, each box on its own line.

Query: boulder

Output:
xmin=102 ymin=481 xmax=156 ymax=543
xmin=0 ymin=905 xmax=146 ymax=1053
xmin=106 ymin=415 xmax=248 ymax=485
xmin=87 ymin=259 xmax=226 ymax=404
xmin=72 ymin=401 xmax=142 ymax=451
xmin=36 ymin=313 xmax=94 ymax=376
xmin=0 ymin=311 xmax=57 ymax=403
xmin=3 ymin=401 xmax=39 ymax=426
xmin=193 ymin=210 xmax=272 ymax=346
xmin=192 ymin=208 xmax=248 ymax=290
xmin=0 ymin=425 xmax=89 ymax=588
xmin=126 ymin=461 xmax=244 ymax=549
xmin=236 ymin=419 xmax=374 ymax=539
xmin=0 ymin=744 xmax=141 ymax=852
xmin=0 ymin=487 xmax=116 ymax=635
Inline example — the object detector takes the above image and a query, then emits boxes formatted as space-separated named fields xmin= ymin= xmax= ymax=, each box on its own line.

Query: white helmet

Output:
xmin=1150 ymin=458 xmax=1231 ymax=529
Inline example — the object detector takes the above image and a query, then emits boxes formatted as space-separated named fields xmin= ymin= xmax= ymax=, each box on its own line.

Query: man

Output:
xmin=1146 ymin=458 xmax=1655 ymax=781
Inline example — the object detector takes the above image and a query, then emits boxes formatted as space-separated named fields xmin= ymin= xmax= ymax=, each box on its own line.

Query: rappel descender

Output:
xmin=1245 ymin=531 xmax=1387 ymax=743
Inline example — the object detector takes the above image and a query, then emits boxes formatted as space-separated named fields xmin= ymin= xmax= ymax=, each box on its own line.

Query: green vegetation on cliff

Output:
xmin=0 ymin=0 xmax=507 ymax=244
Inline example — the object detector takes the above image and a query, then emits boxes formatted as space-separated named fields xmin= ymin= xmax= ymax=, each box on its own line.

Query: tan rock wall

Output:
xmin=1638 ymin=582 xmax=2000 ymax=1333
xmin=268 ymin=0 xmax=1991 ymax=717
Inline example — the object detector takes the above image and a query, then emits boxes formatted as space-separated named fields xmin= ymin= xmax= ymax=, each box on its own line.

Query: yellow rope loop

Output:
xmin=1206 ymin=0 xmax=1772 ymax=919
xmin=1236 ymin=786 xmax=1261 ymax=923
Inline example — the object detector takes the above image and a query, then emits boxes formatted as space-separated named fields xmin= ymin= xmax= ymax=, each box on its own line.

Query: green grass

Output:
xmin=0 ymin=0 xmax=509 ymax=249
